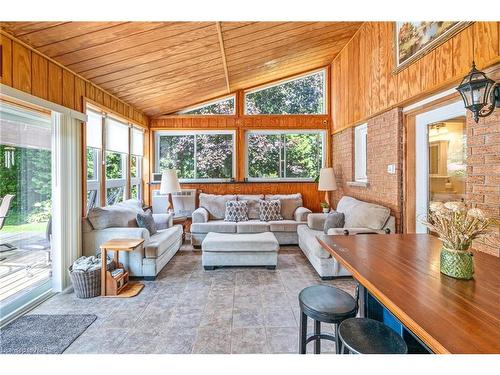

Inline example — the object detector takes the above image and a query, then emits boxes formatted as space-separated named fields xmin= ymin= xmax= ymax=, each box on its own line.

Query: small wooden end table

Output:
xmin=172 ymin=215 xmax=188 ymax=239
xmin=100 ymin=238 xmax=145 ymax=298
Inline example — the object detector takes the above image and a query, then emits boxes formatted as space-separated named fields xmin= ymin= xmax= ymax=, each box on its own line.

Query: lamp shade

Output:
xmin=159 ymin=169 xmax=181 ymax=194
xmin=318 ymin=167 xmax=337 ymax=191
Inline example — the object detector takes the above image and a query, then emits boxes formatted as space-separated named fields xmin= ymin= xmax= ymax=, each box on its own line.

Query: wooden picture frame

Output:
xmin=394 ymin=21 xmax=473 ymax=73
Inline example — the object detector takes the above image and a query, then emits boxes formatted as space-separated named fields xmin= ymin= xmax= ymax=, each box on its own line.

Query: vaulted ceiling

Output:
xmin=1 ymin=22 xmax=362 ymax=116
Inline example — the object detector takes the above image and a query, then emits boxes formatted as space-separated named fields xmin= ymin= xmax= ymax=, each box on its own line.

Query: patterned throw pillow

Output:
xmin=259 ymin=199 xmax=283 ymax=221
xmin=224 ymin=200 xmax=249 ymax=222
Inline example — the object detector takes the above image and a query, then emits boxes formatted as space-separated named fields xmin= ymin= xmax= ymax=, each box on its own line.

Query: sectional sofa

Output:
xmin=190 ymin=193 xmax=311 ymax=246
xmin=297 ymin=196 xmax=396 ymax=279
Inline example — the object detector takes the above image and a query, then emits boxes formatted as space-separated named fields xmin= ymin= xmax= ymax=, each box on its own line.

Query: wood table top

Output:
xmin=317 ymin=233 xmax=500 ymax=354
xmin=99 ymin=238 xmax=145 ymax=251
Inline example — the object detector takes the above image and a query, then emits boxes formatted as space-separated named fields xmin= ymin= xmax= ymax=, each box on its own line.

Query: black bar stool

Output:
xmin=338 ymin=318 xmax=408 ymax=354
xmin=298 ymin=285 xmax=358 ymax=354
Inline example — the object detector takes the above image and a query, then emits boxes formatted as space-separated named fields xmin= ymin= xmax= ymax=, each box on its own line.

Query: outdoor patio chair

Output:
xmin=86 ymin=190 xmax=97 ymax=215
xmin=0 ymin=194 xmax=16 ymax=252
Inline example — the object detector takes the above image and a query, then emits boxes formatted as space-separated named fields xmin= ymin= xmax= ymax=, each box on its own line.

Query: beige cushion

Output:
xmin=237 ymin=194 xmax=264 ymax=220
xmin=336 ymin=196 xmax=390 ymax=230
xmin=307 ymin=213 xmax=327 ymax=231
xmin=114 ymin=199 xmax=143 ymax=213
xmin=296 ymin=225 xmax=331 ymax=259
xmin=199 ymin=193 xmax=236 ymax=220
xmin=144 ymin=225 xmax=182 ymax=258
xmin=269 ymin=220 xmax=300 ymax=232
xmin=190 ymin=220 xmax=237 ymax=234
xmin=202 ymin=232 xmax=279 ymax=252
xmin=87 ymin=206 xmax=138 ymax=230
xmin=265 ymin=193 xmax=302 ymax=220
xmin=237 ymin=220 xmax=270 ymax=233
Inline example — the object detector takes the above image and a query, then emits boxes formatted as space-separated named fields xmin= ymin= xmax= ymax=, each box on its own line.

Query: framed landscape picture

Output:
xmin=394 ymin=21 xmax=472 ymax=72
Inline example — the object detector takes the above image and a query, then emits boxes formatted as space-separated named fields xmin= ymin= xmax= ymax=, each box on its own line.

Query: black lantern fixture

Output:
xmin=456 ymin=61 xmax=499 ymax=123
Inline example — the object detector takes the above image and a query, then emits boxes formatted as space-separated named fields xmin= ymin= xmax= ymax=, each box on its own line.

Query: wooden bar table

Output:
xmin=317 ymin=233 xmax=500 ymax=354
xmin=100 ymin=238 xmax=145 ymax=298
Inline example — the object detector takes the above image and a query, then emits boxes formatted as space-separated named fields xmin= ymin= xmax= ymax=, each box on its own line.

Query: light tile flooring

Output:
xmin=29 ymin=245 xmax=355 ymax=354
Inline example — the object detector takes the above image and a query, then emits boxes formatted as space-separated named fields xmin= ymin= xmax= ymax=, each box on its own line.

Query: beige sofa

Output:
xmin=297 ymin=196 xmax=395 ymax=279
xmin=191 ymin=193 xmax=311 ymax=246
xmin=82 ymin=199 xmax=183 ymax=279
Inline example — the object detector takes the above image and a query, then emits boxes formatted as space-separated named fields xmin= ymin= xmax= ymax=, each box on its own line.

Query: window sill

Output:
xmin=346 ymin=181 xmax=369 ymax=188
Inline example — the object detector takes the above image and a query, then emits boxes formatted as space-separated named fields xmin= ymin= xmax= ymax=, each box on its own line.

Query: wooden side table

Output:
xmin=172 ymin=215 xmax=188 ymax=240
xmin=100 ymin=238 xmax=145 ymax=298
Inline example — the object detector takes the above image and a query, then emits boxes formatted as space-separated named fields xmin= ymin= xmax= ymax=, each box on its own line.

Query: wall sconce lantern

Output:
xmin=456 ymin=62 xmax=499 ymax=123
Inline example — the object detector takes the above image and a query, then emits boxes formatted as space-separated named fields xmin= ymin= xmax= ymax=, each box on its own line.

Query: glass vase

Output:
xmin=440 ymin=245 xmax=474 ymax=280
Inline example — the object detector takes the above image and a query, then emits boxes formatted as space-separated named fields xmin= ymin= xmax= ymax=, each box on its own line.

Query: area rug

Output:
xmin=0 ymin=314 xmax=97 ymax=354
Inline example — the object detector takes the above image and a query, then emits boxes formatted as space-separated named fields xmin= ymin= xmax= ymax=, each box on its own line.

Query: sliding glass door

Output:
xmin=0 ymin=100 xmax=54 ymax=319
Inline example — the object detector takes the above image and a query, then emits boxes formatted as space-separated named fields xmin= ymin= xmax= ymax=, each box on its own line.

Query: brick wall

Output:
xmin=331 ymin=106 xmax=499 ymax=255
xmin=465 ymin=109 xmax=500 ymax=256
xmin=331 ymin=108 xmax=404 ymax=232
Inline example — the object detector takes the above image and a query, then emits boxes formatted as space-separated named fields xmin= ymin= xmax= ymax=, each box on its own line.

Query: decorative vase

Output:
xmin=440 ymin=245 xmax=474 ymax=280
xmin=322 ymin=208 xmax=329 ymax=214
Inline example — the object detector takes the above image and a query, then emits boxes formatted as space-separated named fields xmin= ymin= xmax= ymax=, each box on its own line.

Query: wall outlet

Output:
xmin=387 ymin=164 xmax=396 ymax=174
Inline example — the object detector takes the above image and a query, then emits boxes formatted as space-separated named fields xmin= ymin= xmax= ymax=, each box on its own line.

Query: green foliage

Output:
xmin=86 ymin=148 xmax=96 ymax=179
xmin=159 ymin=134 xmax=233 ymax=179
xmin=159 ymin=135 xmax=195 ymax=178
xmin=246 ymin=72 xmax=325 ymax=115
xmin=248 ymin=134 xmax=281 ymax=178
xmin=106 ymin=151 xmax=124 ymax=179
xmin=247 ymin=133 xmax=322 ymax=179
xmin=182 ymin=97 xmax=234 ymax=115
xmin=0 ymin=145 xmax=52 ymax=225
xmin=27 ymin=200 xmax=52 ymax=223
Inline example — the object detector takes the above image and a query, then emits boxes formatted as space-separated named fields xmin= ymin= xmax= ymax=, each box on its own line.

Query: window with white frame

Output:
xmin=244 ymin=70 xmax=326 ymax=115
xmin=130 ymin=127 xmax=144 ymax=200
xmin=156 ymin=130 xmax=235 ymax=181
xmin=85 ymin=109 xmax=102 ymax=212
xmin=246 ymin=130 xmax=325 ymax=181
xmin=105 ymin=117 xmax=129 ymax=205
xmin=354 ymin=123 xmax=368 ymax=182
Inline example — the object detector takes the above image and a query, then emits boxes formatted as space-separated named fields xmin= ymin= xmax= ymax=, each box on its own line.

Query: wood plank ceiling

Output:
xmin=1 ymin=21 xmax=362 ymax=116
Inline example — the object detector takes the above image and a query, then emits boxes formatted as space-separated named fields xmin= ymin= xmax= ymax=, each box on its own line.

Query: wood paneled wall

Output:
xmin=0 ymin=32 xmax=148 ymax=126
xmin=150 ymin=107 xmax=330 ymax=212
xmin=331 ymin=22 xmax=500 ymax=131
xmin=150 ymin=182 xmax=325 ymax=213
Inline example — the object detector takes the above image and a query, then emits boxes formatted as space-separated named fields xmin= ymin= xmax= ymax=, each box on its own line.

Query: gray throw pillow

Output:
xmin=259 ymin=199 xmax=283 ymax=222
xmin=224 ymin=200 xmax=249 ymax=222
xmin=324 ymin=211 xmax=345 ymax=234
xmin=136 ymin=210 xmax=157 ymax=235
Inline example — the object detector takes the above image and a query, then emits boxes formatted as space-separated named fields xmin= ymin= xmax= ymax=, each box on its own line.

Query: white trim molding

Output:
xmin=51 ymin=113 xmax=82 ymax=291
xmin=1 ymin=83 xmax=87 ymax=122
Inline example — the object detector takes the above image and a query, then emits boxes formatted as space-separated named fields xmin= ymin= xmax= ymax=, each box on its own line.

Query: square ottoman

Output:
xmin=202 ymin=232 xmax=279 ymax=270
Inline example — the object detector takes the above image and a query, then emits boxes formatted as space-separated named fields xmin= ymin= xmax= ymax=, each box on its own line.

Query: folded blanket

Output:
xmin=72 ymin=254 xmax=112 ymax=272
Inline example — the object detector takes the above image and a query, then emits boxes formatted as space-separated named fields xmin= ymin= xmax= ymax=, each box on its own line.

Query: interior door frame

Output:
xmin=403 ymin=92 xmax=463 ymax=233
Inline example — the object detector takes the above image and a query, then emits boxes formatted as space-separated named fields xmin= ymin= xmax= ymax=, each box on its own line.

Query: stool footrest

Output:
xmin=305 ymin=333 xmax=336 ymax=344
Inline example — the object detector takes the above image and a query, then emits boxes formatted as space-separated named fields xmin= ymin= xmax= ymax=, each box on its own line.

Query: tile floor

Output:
xmin=29 ymin=245 xmax=355 ymax=354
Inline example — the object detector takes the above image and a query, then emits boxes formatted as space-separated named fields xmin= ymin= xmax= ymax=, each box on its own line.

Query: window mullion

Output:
xmin=193 ymin=134 xmax=197 ymax=180
xmin=282 ymin=134 xmax=286 ymax=179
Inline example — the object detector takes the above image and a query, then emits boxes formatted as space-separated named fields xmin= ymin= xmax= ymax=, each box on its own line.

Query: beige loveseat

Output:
xmin=191 ymin=193 xmax=311 ymax=247
xmin=297 ymin=196 xmax=396 ymax=279
xmin=82 ymin=199 xmax=183 ymax=279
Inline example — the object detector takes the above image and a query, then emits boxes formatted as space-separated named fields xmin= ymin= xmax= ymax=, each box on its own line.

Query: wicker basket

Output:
xmin=69 ymin=260 xmax=115 ymax=299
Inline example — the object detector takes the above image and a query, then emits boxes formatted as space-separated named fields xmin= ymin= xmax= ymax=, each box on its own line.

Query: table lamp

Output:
xmin=160 ymin=169 xmax=181 ymax=213
xmin=318 ymin=167 xmax=337 ymax=211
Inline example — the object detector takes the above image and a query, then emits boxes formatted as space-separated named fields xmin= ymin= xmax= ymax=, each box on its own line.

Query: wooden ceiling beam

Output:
xmin=215 ymin=22 xmax=231 ymax=94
